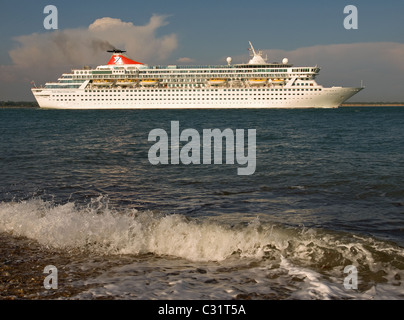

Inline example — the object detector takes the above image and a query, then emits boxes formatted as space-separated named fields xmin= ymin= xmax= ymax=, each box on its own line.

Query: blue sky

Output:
xmin=1 ymin=0 xmax=404 ymax=101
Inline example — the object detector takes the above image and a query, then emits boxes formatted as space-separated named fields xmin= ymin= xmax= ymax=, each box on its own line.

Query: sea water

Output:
xmin=0 ymin=107 xmax=403 ymax=300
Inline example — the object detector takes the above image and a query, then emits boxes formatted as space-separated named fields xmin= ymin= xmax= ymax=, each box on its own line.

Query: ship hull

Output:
xmin=32 ymin=86 xmax=363 ymax=110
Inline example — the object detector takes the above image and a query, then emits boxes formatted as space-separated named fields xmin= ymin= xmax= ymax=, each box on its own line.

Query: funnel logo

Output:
xmin=114 ymin=56 xmax=123 ymax=64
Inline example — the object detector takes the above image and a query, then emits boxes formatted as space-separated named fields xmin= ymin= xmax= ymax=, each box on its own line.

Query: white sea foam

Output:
xmin=1 ymin=197 xmax=403 ymax=299
xmin=0 ymin=197 xmax=283 ymax=261
xmin=1 ymin=197 xmax=403 ymax=265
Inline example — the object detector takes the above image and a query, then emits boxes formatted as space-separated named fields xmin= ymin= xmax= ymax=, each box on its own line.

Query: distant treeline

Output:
xmin=0 ymin=101 xmax=39 ymax=108
xmin=341 ymin=102 xmax=404 ymax=107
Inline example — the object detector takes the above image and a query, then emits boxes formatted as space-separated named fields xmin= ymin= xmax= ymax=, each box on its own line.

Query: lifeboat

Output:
xmin=116 ymin=79 xmax=137 ymax=86
xmin=208 ymin=79 xmax=227 ymax=86
xmin=248 ymin=78 xmax=267 ymax=86
xmin=140 ymin=79 xmax=159 ymax=86
xmin=272 ymin=79 xmax=285 ymax=85
xmin=92 ymin=80 xmax=112 ymax=86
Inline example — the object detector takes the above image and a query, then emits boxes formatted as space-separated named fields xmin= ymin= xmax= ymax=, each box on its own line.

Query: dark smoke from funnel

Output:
xmin=48 ymin=31 xmax=118 ymax=65
xmin=90 ymin=39 xmax=117 ymax=52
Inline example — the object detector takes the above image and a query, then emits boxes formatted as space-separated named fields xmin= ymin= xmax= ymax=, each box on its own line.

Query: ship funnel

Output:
xmin=107 ymin=50 xmax=143 ymax=65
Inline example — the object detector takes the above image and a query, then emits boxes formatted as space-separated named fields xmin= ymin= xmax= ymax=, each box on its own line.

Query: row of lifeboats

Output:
xmin=92 ymin=79 xmax=159 ymax=87
xmin=208 ymin=78 xmax=285 ymax=86
xmin=92 ymin=78 xmax=286 ymax=87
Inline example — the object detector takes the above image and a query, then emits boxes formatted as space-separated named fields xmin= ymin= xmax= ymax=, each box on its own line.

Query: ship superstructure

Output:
xmin=32 ymin=43 xmax=363 ymax=109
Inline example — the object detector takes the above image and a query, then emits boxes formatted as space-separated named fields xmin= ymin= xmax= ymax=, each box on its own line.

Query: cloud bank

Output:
xmin=234 ymin=42 xmax=404 ymax=101
xmin=177 ymin=57 xmax=195 ymax=64
xmin=0 ymin=15 xmax=177 ymax=99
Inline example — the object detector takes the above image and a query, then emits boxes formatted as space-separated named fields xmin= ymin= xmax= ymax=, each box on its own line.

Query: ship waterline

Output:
xmin=32 ymin=43 xmax=363 ymax=109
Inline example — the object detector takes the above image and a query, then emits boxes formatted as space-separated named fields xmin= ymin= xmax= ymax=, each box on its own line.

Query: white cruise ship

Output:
xmin=32 ymin=42 xmax=363 ymax=109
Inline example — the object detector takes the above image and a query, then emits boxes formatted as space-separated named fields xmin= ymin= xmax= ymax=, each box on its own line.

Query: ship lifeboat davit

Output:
xmin=208 ymin=79 xmax=227 ymax=86
xmin=248 ymin=78 xmax=267 ymax=86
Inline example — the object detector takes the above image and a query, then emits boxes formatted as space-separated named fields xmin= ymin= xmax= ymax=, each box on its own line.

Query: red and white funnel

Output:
xmin=107 ymin=49 xmax=143 ymax=65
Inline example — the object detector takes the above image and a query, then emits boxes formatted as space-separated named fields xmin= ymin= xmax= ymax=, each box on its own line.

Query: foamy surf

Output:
xmin=0 ymin=197 xmax=287 ymax=261
xmin=1 ymin=197 xmax=403 ymax=299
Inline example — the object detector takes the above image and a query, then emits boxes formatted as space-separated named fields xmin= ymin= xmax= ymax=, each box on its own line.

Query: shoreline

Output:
xmin=341 ymin=103 xmax=404 ymax=107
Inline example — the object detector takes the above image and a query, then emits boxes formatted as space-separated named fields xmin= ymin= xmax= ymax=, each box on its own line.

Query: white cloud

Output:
xmin=177 ymin=57 xmax=195 ymax=64
xmin=0 ymin=15 xmax=178 ymax=99
xmin=87 ymin=15 xmax=177 ymax=62
xmin=234 ymin=42 xmax=404 ymax=101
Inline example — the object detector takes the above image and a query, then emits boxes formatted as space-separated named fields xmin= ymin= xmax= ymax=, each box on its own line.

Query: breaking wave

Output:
xmin=0 ymin=196 xmax=285 ymax=261
xmin=1 ymin=196 xmax=404 ymax=299
xmin=0 ymin=197 xmax=402 ymax=267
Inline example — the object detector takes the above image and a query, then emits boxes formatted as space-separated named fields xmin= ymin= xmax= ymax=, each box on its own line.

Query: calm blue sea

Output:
xmin=1 ymin=107 xmax=403 ymax=300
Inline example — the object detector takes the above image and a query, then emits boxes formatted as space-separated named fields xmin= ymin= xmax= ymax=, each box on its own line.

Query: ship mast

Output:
xmin=248 ymin=41 xmax=267 ymax=64
xmin=249 ymin=41 xmax=257 ymax=57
